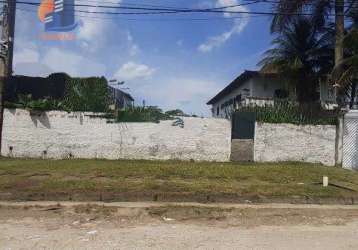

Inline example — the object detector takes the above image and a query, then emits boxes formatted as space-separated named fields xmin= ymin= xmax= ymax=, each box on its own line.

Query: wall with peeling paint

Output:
xmin=254 ymin=122 xmax=337 ymax=166
xmin=1 ymin=109 xmax=231 ymax=162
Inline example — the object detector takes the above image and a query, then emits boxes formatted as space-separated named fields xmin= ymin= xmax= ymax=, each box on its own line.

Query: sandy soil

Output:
xmin=1 ymin=202 xmax=358 ymax=250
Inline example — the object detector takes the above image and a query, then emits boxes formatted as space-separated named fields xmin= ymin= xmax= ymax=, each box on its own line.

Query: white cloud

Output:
xmin=198 ymin=0 xmax=249 ymax=52
xmin=14 ymin=48 xmax=40 ymax=65
xmin=13 ymin=10 xmax=41 ymax=64
xmin=177 ymin=40 xmax=184 ymax=47
xmin=127 ymin=32 xmax=140 ymax=56
xmin=114 ymin=62 xmax=156 ymax=81
xmin=75 ymin=0 xmax=123 ymax=51
xmin=133 ymin=77 xmax=221 ymax=116
xmin=42 ymin=48 xmax=106 ymax=77
xmin=13 ymin=12 xmax=107 ymax=77
xmin=14 ymin=62 xmax=53 ymax=77
xmin=14 ymin=6 xmax=131 ymax=77
xmin=129 ymin=44 xmax=140 ymax=56
xmin=76 ymin=17 xmax=111 ymax=52
xmin=14 ymin=46 xmax=107 ymax=77
xmin=13 ymin=47 xmax=50 ymax=76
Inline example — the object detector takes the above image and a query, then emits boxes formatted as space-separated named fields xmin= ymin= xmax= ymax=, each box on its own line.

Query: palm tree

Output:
xmin=332 ymin=27 xmax=358 ymax=107
xmin=330 ymin=5 xmax=358 ymax=107
xmin=271 ymin=0 xmax=358 ymax=86
xmin=259 ymin=18 xmax=334 ymax=103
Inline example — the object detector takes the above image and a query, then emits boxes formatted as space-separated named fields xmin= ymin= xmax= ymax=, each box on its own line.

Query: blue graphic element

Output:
xmin=44 ymin=0 xmax=77 ymax=32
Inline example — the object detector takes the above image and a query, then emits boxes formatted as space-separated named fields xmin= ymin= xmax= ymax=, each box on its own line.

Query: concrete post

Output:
xmin=335 ymin=116 xmax=344 ymax=166
xmin=342 ymin=110 xmax=358 ymax=170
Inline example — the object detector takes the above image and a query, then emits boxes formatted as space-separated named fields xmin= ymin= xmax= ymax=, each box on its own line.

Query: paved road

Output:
xmin=1 ymin=202 xmax=358 ymax=250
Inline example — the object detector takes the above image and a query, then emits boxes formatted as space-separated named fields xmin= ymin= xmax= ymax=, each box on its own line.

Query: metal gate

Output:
xmin=231 ymin=112 xmax=256 ymax=139
xmin=343 ymin=110 xmax=358 ymax=170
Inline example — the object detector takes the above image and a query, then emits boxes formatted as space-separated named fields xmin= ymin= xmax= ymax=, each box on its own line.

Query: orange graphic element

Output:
xmin=38 ymin=0 xmax=55 ymax=22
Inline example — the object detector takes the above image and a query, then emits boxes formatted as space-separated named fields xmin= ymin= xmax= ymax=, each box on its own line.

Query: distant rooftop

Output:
xmin=109 ymin=85 xmax=134 ymax=101
xmin=207 ymin=70 xmax=277 ymax=105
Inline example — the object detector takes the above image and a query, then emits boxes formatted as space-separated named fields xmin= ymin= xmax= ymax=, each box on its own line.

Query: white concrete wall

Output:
xmin=1 ymin=109 xmax=231 ymax=162
xmin=254 ymin=122 xmax=337 ymax=166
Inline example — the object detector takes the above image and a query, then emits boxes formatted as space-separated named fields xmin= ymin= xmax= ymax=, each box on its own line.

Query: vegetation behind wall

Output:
xmin=63 ymin=77 xmax=110 ymax=112
xmin=6 ymin=73 xmax=69 ymax=101
xmin=236 ymin=101 xmax=340 ymax=125
xmin=5 ymin=74 xmax=110 ymax=113
xmin=116 ymin=106 xmax=173 ymax=123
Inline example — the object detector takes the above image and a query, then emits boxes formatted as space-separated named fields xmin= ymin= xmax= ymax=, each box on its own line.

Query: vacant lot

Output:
xmin=0 ymin=158 xmax=358 ymax=203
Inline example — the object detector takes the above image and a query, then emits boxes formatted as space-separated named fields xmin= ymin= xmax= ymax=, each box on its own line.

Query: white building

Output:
xmin=319 ymin=80 xmax=340 ymax=109
xmin=108 ymin=86 xmax=134 ymax=110
xmin=207 ymin=71 xmax=288 ymax=118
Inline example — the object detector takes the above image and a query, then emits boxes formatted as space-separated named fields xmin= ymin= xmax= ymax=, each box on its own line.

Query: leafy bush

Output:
xmin=165 ymin=109 xmax=188 ymax=117
xmin=5 ymin=94 xmax=66 ymax=111
xmin=6 ymin=75 xmax=111 ymax=113
xmin=116 ymin=106 xmax=173 ymax=123
xmin=63 ymin=77 xmax=110 ymax=112
xmin=236 ymin=100 xmax=340 ymax=125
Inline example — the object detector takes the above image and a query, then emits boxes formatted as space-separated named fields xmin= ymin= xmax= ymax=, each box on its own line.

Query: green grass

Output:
xmin=0 ymin=158 xmax=358 ymax=203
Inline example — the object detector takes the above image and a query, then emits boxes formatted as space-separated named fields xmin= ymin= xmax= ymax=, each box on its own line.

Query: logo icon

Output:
xmin=38 ymin=0 xmax=77 ymax=32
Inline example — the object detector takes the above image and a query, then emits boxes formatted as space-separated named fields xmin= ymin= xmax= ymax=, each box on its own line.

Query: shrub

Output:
xmin=165 ymin=109 xmax=188 ymax=117
xmin=5 ymin=94 xmax=66 ymax=111
xmin=6 ymin=75 xmax=111 ymax=113
xmin=116 ymin=106 xmax=173 ymax=123
xmin=63 ymin=77 xmax=110 ymax=112
xmin=235 ymin=100 xmax=340 ymax=125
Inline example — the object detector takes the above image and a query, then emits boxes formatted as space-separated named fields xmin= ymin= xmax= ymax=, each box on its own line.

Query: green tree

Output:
xmin=259 ymin=18 xmax=334 ymax=103
xmin=270 ymin=0 xmax=358 ymax=87
xmin=165 ymin=109 xmax=187 ymax=117
xmin=332 ymin=27 xmax=358 ymax=107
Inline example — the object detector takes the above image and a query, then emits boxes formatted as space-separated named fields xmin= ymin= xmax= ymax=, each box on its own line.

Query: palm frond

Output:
xmin=270 ymin=0 xmax=307 ymax=33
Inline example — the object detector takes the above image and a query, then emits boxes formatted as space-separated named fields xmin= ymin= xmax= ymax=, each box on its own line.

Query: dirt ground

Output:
xmin=1 ymin=202 xmax=358 ymax=250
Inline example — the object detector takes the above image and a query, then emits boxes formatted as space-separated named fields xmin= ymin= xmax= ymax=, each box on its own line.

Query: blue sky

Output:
xmin=13 ymin=0 xmax=274 ymax=116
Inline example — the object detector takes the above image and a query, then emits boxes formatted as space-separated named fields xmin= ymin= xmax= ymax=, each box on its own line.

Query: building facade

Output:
xmin=109 ymin=86 xmax=134 ymax=110
xmin=207 ymin=71 xmax=287 ymax=118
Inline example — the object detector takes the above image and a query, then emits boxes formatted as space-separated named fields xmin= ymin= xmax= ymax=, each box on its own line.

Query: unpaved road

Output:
xmin=1 ymin=202 xmax=358 ymax=250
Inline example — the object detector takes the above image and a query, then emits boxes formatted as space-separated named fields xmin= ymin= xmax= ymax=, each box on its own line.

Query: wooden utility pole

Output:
xmin=0 ymin=0 xmax=16 ymax=153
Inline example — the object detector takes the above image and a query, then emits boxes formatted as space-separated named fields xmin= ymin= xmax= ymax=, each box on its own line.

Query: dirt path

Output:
xmin=1 ymin=202 xmax=358 ymax=250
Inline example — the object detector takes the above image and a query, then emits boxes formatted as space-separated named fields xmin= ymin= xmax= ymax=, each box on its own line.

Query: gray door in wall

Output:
xmin=230 ymin=112 xmax=255 ymax=162
xmin=231 ymin=112 xmax=256 ymax=139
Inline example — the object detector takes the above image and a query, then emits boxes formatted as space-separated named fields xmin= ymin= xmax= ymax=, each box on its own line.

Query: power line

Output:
xmin=17 ymin=6 xmax=355 ymax=23
xmin=76 ymin=0 xmax=262 ymax=10
xmin=17 ymin=7 xmax=264 ymax=22
xmin=3 ymin=0 xmax=349 ymax=17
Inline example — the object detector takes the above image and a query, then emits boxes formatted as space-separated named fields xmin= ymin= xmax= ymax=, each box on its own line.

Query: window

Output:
xmin=236 ymin=95 xmax=242 ymax=102
xmin=242 ymin=88 xmax=250 ymax=97
xmin=274 ymin=89 xmax=289 ymax=99
xmin=328 ymin=87 xmax=335 ymax=100
xmin=216 ymin=106 xmax=219 ymax=116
